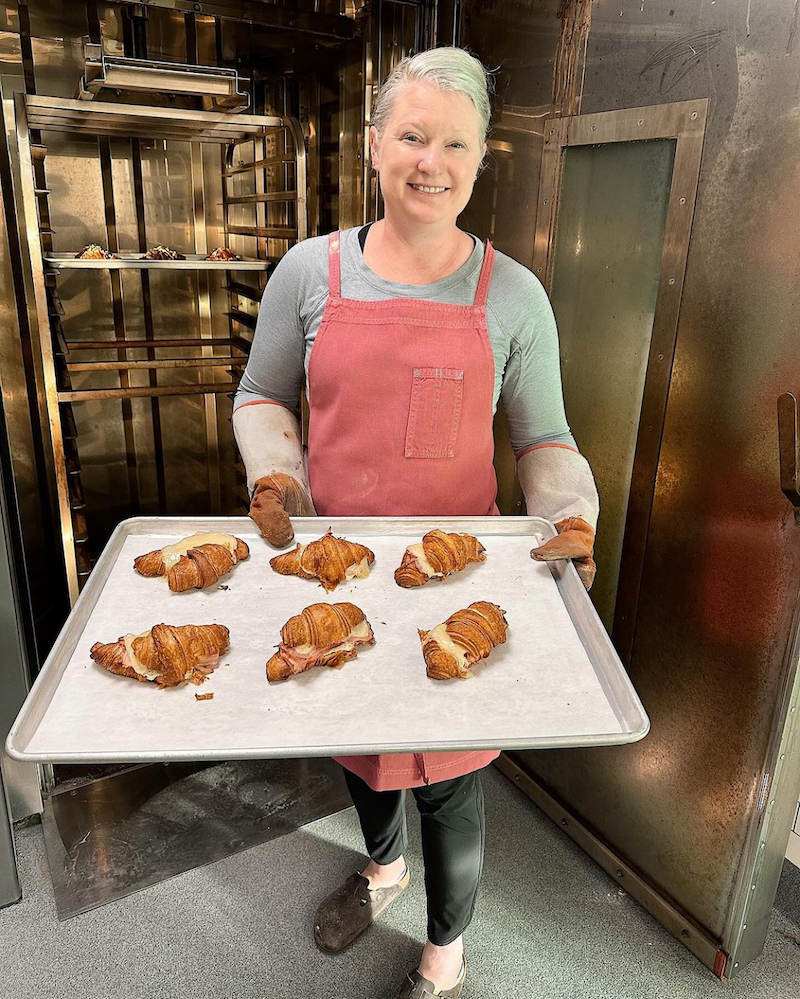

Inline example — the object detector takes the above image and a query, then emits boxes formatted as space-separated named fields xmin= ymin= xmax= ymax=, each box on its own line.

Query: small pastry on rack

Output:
xmin=142 ymin=245 xmax=186 ymax=260
xmin=394 ymin=530 xmax=486 ymax=588
xmin=90 ymin=622 xmax=230 ymax=688
xmin=266 ymin=602 xmax=374 ymax=682
xmin=134 ymin=532 xmax=249 ymax=592
xmin=418 ymin=601 xmax=508 ymax=680
xmin=75 ymin=244 xmax=117 ymax=259
xmin=205 ymin=247 xmax=241 ymax=261
xmin=270 ymin=528 xmax=374 ymax=592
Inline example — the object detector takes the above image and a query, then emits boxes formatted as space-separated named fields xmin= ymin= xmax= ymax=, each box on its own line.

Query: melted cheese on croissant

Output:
xmin=344 ymin=557 xmax=371 ymax=581
xmin=406 ymin=543 xmax=442 ymax=579
xmin=160 ymin=532 xmax=238 ymax=572
xmin=123 ymin=630 xmax=161 ymax=680
xmin=425 ymin=623 xmax=470 ymax=668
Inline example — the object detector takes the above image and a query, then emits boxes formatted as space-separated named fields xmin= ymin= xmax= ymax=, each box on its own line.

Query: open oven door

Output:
xmin=484 ymin=101 xmax=800 ymax=980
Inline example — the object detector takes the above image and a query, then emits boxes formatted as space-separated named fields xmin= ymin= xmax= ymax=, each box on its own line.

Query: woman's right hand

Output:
xmin=249 ymin=473 xmax=316 ymax=547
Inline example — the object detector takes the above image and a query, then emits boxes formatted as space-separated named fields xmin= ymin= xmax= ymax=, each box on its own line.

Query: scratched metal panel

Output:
xmin=492 ymin=0 xmax=800 ymax=967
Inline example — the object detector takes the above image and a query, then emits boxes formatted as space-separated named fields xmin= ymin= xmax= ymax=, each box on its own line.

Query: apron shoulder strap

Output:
xmin=473 ymin=239 xmax=495 ymax=308
xmin=328 ymin=231 xmax=342 ymax=298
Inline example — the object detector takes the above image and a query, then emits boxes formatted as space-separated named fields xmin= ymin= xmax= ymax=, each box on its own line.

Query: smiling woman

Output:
xmin=231 ymin=46 xmax=600 ymax=999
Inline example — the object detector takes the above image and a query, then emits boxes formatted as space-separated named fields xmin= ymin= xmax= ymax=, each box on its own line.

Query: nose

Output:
xmin=417 ymin=143 xmax=444 ymax=173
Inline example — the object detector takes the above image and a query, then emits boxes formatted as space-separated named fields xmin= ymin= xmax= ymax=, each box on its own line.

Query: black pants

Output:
xmin=343 ymin=767 xmax=485 ymax=947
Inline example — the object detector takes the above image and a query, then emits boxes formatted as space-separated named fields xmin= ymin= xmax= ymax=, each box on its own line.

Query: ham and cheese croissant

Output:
xmin=418 ymin=601 xmax=508 ymax=680
xmin=90 ymin=623 xmax=230 ymax=688
xmin=134 ymin=532 xmax=249 ymax=591
xmin=267 ymin=602 xmax=374 ymax=682
xmin=395 ymin=530 xmax=486 ymax=587
xmin=270 ymin=528 xmax=374 ymax=592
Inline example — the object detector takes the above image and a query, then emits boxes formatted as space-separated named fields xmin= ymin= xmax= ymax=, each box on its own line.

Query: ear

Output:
xmin=369 ymin=125 xmax=380 ymax=171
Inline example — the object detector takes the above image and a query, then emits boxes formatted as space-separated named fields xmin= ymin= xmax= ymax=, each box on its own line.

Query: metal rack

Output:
xmin=14 ymin=94 xmax=308 ymax=605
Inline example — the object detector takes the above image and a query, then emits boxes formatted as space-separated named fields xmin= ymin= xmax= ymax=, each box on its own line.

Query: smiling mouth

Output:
xmin=409 ymin=184 xmax=449 ymax=194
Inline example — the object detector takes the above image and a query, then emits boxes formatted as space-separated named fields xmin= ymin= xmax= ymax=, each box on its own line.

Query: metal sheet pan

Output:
xmin=44 ymin=253 xmax=269 ymax=271
xmin=5 ymin=517 xmax=650 ymax=764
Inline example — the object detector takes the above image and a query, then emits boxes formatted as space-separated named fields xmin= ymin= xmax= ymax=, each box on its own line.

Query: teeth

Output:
xmin=411 ymin=185 xmax=447 ymax=193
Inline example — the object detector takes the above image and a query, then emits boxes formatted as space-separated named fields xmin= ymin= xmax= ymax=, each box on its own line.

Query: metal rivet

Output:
xmin=537 ymin=266 xmax=542 ymax=272
xmin=549 ymin=129 xmax=554 ymax=136
xmin=743 ymin=923 xmax=747 ymax=930
xmin=734 ymin=962 xmax=739 ymax=968
xmin=658 ymin=353 xmax=664 ymax=360
xmin=679 ymin=197 xmax=686 ymax=205
xmin=543 ymin=199 xmax=549 ymax=205
xmin=751 ymin=884 xmax=756 ymax=890
xmin=691 ymin=111 xmax=698 ymax=119
xmin=616 ymin=869 xmax=624 ymax=877
xmin=769 ymin=799 xmax=775 ymax=806
xmin=780 ymin=755 xmax=785 ymax=760
xmin=637 ymin=119 xmax=644 ymax=126
xmin=591 ymin=125 xmax=596 ymax=131
xmin=668 ymin=278 xmax=676 ymax=285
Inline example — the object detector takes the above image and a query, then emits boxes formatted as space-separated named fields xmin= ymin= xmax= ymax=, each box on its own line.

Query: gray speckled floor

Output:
xmin=2 ymin=766 xmax=799 ymax=999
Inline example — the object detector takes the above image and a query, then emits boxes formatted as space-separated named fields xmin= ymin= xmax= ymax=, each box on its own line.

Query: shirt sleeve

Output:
xmin=493 ymin=267 xmax=577 ymax=454
xmin=234 ymin=244 xmax=309 ymax=412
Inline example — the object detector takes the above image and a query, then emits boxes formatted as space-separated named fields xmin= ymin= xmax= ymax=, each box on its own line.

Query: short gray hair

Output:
xmin=371 ymin=47 xmax=492 ymax=142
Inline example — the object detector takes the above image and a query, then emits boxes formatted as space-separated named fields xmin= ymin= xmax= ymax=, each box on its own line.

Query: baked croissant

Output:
xmin=90 ymin=623 xmax=230 ymax=689
xmin=75 ymin=244 xmax=117 ymax=259
xmin=267 ymin=602 xmax=374 ymax=682
xmin=134 ymin=532 xmax=249 ymax=592
xmin=395 ymin=530 xmax=486 ymax=587
xmin=142 ymin=245 xmax=185 ymax=260
xmin=418 ymin=601 xmax=508 ymax=680
xmin=205 ymin=247 xmax=240 ymax=261
xmin=270 ymin=528 xmax=374 ymax=592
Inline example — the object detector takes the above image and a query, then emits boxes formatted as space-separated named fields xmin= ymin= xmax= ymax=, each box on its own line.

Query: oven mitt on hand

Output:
xmin=232 ymin=401 xmax=316 ymax=547
xmin=530 ymin=516 xmax=596 ymax=590
xmin=249 ymin=473 xmax=316 ymax=548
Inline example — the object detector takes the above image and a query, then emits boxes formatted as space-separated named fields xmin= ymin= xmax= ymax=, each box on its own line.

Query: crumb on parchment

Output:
xmin=195 ymin=692 xmax=214 ymax=701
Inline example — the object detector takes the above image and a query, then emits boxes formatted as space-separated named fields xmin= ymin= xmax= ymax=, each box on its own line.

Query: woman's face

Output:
xmin=370 ymin=80 xmax=485 ymax=232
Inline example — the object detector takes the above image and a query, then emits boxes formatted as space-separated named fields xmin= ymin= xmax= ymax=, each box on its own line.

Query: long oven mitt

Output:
xmin=517 ymin=446 xmax=600 ymax=589
xmin=232 ymin=402 xmax=316 ymax=547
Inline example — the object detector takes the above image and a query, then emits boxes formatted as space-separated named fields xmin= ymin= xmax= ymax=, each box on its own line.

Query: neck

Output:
xmin=364 ymin=217 xmax=472 ymax=284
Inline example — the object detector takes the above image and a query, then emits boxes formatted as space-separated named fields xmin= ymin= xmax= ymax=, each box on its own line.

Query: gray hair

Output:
xmin=371 ymin=47 xmax=492 ymax=143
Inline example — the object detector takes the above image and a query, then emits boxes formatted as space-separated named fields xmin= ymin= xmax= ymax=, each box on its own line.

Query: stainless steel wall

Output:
xmin=464 ymin=0 xmax=800 ymax=969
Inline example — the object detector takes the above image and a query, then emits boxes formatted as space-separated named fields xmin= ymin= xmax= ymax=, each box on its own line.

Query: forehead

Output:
xmin=385 ymin=80 xmax=481 ymax=137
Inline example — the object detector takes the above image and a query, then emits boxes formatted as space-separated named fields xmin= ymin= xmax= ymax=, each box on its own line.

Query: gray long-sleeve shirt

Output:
xmin=235 ymin=226 xmax=576 ymax=454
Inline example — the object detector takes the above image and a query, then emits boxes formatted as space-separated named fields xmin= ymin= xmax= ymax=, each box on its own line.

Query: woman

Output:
xmin=233 ymin=47 xmax=599 ymax=999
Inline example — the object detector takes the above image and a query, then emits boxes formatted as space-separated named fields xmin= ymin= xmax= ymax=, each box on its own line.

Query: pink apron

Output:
xmin=306 ymin=231 xmax=501 ymax=791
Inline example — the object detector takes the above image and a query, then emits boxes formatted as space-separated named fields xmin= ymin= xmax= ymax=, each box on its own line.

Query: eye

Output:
xmin=401 ymin=133 xmax=421 ymax=143
xmin=449 ymin=141 xmax=467 ymax=150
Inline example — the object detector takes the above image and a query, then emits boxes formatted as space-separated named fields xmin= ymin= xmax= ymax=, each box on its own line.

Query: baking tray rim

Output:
xmin=5 ymin=515 xmax=651 ymax=763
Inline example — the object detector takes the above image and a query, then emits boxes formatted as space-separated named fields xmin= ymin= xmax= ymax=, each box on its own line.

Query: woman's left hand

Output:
xmin=530 ymin=516 xmax=596 ymax=590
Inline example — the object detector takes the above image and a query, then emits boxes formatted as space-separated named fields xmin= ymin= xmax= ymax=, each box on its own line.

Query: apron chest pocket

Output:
xmin=404 ymin=367 xmax=464 ymax=459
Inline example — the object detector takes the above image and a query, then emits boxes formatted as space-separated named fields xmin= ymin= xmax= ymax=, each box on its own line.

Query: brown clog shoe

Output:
xmin=313 ymin=868 xmax=411 ymax=954
xmin=394 ymin=957 xmax=467 ymax=998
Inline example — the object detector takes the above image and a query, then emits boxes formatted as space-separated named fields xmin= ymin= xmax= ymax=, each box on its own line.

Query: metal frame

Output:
xmin=14 ymin=94 xmax=308 ymax=605
xmin=533 ymin=99 xmax=708 ymax=666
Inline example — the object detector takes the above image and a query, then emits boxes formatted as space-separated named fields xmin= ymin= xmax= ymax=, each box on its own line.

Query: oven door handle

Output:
xmin=778 ymin=392 xmax=800 ymax=523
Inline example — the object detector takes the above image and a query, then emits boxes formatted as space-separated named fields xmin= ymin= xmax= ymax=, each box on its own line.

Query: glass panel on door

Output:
xmin=549 ymin=138 xmax=676 ymax=629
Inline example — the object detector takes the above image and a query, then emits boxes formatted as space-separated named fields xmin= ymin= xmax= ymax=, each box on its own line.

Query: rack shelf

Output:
xmin=15 ymin=92 xmax=307 ymax=603
xmin=44 ymin=253 xmax=271 ymax=272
